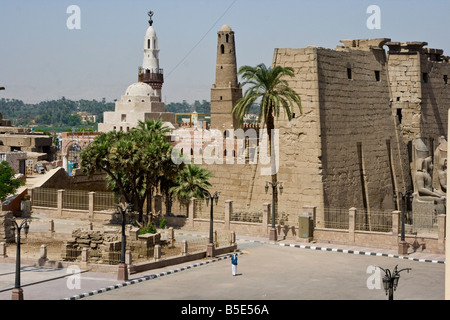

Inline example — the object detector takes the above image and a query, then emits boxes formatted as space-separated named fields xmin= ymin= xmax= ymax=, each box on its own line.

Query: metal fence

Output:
xmin=32 ymin=188 xmax=58 ymax=208
xmin=62 ymin=189 xmax=89 ymax=211
xmin=323 ymin=207 xmax=349 ymax=229
xmin=186 ymin=237 xmax=209 ymax=253
xmin=355 ymin=209 xmax=392 ymax=232
xmin=195 ymin=201 xmax=225 ymax=221
xmin=31 ymin=188 xmax=118 ymax=212
xmin=231 ymin=209 xmax=263 ymax=223
xmin=94 ymin=191 xmax=120 ymax=212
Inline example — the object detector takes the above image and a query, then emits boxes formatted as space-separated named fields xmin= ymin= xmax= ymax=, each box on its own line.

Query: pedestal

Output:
xmin=117 ymin=263 xmax=128 ymax=282
xmin=269 ymin=228 xmax=277 ymax=242
xmin=11 ymin=288 xmax=24 ymax=300
xmin=206 ymin=243 xmax=215 ymax=257
xmin=398 ymin=241 xmax=408 ymax=255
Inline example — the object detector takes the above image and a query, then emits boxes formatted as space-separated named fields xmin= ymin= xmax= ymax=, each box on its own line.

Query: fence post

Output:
xmin=81 ymin=247 xmax=88 ymax=263
xmin=230 ymin=231 xmax=236 ymax=246
xmin=27 ymin=188 xmax=33 ymax=207
xmin=262 ymin=203 xmax=271 ymax=235
xmin=224 ymin=200 xmax=232 ymax=230
xmin=438 ymin=214 xmax=446 ymax=253
xmin=349 ymin=207 xmax=356 ymax=243
xmin=214 ymin=230 xmax=218 ymax=247
xmin=88 ymin=192 xmax=95 ymax=221
xmin=47 ymin=220 xmax=55 ymax=238
xmin=57 ymin=189 xmax=64 ymax=216
xmin=40 ymin=244 xmax=47 ymax=260
xmin=182 ymin=240 xmax=188 ymax=256
xmin=168 ymin=227 xmax=174 ymax=246
xmin=125 ymin=249 xmax=132 ymax=265
xmin=188 ymin=198 xmax=196 ymax=228
xmin=0 ymin=242 xmax=6 ymax=258
xmin=391 ymin=211 xmax=400 ymax=246
xmin=154 ymin=244 xmax=161 ymax=260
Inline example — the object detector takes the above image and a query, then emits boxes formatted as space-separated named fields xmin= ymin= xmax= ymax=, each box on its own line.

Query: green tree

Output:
xmin=80 ymin=119 xmax=173 ymax=222
xmin=232 ymin=63 xmax=302 ymax=223
xmin=0 ymin=161 xmax=25 ymax=202
xmin=170 ymin=164 xmax=212 ymax=216
xmin=159 ymin=153 xmax=186 ymax=215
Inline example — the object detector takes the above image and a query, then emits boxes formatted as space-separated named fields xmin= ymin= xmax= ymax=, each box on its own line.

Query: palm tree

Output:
xmin=233 ymin=63 xmax=302 ymax=151
xmin=170 ymin=164 xmax=212 ymax=216
xmin=232 ymin=63 xmax=302 ymax=232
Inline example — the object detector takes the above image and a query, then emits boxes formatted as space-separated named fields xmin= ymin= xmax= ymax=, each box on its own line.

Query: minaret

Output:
xmin=139 ymin=11 xmax=164 ymax=99
xmin=210 ymin=24 xmax=242 ymax=129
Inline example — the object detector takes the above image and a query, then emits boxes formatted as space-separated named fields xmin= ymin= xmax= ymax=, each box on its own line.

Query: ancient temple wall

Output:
xmin=419 ymin=54 xmax=450 ymax=142
xmin=315 ymin=46 xmax=408 ymax=211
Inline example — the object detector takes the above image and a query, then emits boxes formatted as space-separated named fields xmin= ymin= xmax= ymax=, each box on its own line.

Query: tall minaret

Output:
xmin=139 ymin=11 xmax=164 ymax=99
xmin=210 ymin=24 xmax=242 ymax=130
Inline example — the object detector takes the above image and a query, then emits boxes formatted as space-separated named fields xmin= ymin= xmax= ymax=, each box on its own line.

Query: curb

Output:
xmin=278 ymin=243 xmax=445 ymax=264
xmin=62 ymin=252 xmax=242 ymax=300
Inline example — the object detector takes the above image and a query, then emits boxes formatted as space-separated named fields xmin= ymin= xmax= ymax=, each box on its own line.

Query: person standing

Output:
xmin=231 ymin=252 xmax=238 ymax=276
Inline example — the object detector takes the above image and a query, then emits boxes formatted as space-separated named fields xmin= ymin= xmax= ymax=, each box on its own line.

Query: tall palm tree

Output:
xmin=170 ymin=164 xmax=212 ymax=216
xmin=232 ymin=63 xmax=302 ymax=230
xmin=233 ymin=63 xmax=302 ymax=150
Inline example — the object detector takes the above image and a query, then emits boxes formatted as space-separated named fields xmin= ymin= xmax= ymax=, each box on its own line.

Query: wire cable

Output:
xmin=166 ymin=0 xmax=238 ymax=79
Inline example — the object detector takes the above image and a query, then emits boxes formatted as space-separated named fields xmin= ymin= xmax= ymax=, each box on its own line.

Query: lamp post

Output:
xmin=114 ymin=203 xmax=132 ymax=281
xmin=0 ymin=87 xmax=5 ymax=90
xmin=393 ymin=190 xmax=413 ymax=254
xmin=378 ymin=265 xmax=412 ymax=300
xmin=8 ymin=218 xmax=31 ymax=300
xmin=204 ymin=190 xmax=219 ymax=257
xmin=265 ymin=181 xmax=283 ymax=242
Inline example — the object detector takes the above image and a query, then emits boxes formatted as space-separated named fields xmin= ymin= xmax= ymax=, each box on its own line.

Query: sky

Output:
xmin=1 ymin=0 xmax=449 ymax=104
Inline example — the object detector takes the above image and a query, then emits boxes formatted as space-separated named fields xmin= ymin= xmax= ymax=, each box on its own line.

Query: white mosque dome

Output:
xmin=125 ymin=82 xmax=155 ymax=97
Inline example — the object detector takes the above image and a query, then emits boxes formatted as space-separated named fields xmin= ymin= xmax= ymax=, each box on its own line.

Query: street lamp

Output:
xmin=114 ymin=203 xmax=133 ymax=281
xmin=265 ymin=181 xmax=283 ymax=242
xmin=0 ymin=87 xmax=5 ymax=90
xmin=393 ymin=190 xmax=413 ymax=254
xmin=203 ymin=189 xmax=219 ymax=257
xmin=8 ymin=218 xmax=31 ymax=300
xmin=378 ymin=265 xmax=412 ymax=300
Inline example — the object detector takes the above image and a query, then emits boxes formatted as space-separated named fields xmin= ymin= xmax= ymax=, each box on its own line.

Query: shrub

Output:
xmin=139 ymin=223 xmax=157 ymax=235
xmin=159 ymin=218 xmax=167 ymax=229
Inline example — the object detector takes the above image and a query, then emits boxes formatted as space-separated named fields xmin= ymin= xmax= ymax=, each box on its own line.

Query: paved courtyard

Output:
xmin=0 ymin=237 xmax=444 ymax=302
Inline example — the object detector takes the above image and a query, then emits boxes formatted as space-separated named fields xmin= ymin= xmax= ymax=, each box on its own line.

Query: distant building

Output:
xmin=98 ymin=11 xmax=175 ymax=133
xmin=0 ymin=112 xmax=56 ymax=174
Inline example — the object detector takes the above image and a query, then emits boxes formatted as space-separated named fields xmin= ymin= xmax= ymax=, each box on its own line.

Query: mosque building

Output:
xmin=98 ymin=11 xmax=175 ymax=133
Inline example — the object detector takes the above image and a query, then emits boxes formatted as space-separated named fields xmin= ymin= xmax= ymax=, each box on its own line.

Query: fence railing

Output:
xmin=32 ymin=188 xmax=58 ymax=208
xmin=355 ymin=209 xmax=393 ymax=233
xmin=323 ymin=207 xmax=349 ymax=230
xmin=31 ymin=188 xmax=118 ymax=213
xmin=62 ymin=189 xmax=89 ymax=211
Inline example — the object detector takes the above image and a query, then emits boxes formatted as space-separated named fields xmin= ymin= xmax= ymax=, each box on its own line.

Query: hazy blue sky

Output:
xmin=1 ymin=0 xmax=449 ymax=103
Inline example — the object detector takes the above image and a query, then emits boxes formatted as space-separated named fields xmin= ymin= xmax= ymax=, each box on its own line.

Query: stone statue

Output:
xmin=414 ymin=156 xmax=446 ymax=201
xmin=438 ymin=158 xmax=447 ymax=193
xmin=434 ymin=136 xmax=447 ymax=194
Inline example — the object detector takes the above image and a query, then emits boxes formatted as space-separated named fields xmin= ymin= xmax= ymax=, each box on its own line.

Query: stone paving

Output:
xmin=0 ymin=230 xmax=445 ymax=301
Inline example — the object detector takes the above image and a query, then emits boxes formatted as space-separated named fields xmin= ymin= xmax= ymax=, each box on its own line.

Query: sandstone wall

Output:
xmin=419 ymin=53 xmax=450 ymax=141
